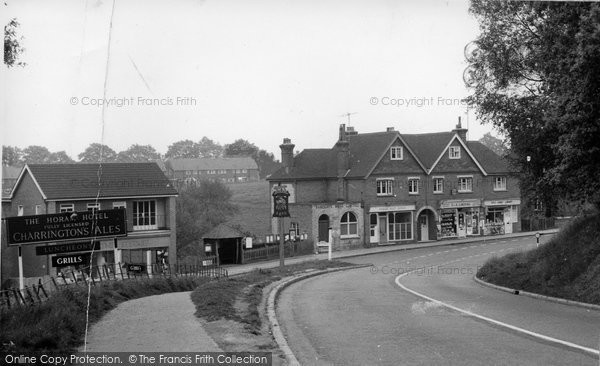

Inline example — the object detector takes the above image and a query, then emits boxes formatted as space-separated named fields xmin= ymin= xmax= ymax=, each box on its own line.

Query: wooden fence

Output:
xmin=243 ymin=240 xmax=314 ymax=262
xmin=0 ymin=262 xmax=228 ymax=309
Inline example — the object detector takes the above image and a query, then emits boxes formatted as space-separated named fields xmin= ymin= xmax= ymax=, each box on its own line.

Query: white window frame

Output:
xmin=449 ymin=146 xmax=461 ymax=159
xmin=17 ymin=205 xmax=24 ymax=216
xmin=457 ymin=175 xmax=473 ymax=193
xmin=60 ymin=203 xmax=74 ymax=212
xmin=433 ymin=176 xmax=444 ymax=194
xmin=408 ymin=177 xmax=420 ymax=195
xmin=132 ymin=200 xmax=157 ymax=230
xmin=340 ymin=211 xmax=359 ymax=238
xmin=242 ymin=169 xmax=248 ymax=173
xmin=35 ymin=205 xmax=41 ymax=215
xmin=390 ymin=146 xmax=404 ymax=160
xmin=87 ymin=202 xmax=101 ymax=211
xmin=493 ymin=176 xmax=507 ymax=191
xmin=113 ymin=201 xmax=126 ymax=209
xmin=376 ymin=178 xmax=394 ymax=196
xmin=388 ymin=211 xmax=413 ymax=241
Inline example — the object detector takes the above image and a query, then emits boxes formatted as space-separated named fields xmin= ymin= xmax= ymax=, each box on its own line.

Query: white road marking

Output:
xmin=395 ymin=258 xmax=600 ymax=358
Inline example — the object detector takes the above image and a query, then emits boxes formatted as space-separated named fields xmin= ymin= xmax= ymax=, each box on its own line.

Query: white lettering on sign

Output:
xmin=440 ymin=199 xmax=481 ymax=209
xmin=369 ymin=205 xmax=415 ymax=213
xmin=484 ymin=199 xmax=521 ymax=206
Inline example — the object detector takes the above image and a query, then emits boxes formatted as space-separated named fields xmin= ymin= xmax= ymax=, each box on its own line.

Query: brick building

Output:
xmin=0 ymin=163 xmax=178 ymax=285
xmin=165 ymin=157 xmax=260 ymax=185
xmin=267 ymin=122 xmax=521 ymax=251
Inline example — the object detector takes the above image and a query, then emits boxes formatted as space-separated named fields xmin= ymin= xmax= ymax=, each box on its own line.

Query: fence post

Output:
xmin=96 ymin=267 xmax=103 ymax=283
xmin=24 ymin=287 xmax=35 ymax=305
xmin=51 ymin=276 xmax=59 ymax=291
xmin=81 ymin=270 xmax=88 ymax=286
xmin=71 ymin=271 xmax=78 ymax=285
xmin=31 ymin=284 xmax=42 ymax=302
xmin=39 ymin=281 xmax=48 ymax=299
xmin=13 ymin=288 xmax=25 ymax=306
xmin=4 ymin=291 xmax=11 ymax=308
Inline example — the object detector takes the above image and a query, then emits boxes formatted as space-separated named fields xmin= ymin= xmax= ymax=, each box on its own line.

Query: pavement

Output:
xmin=224 ymin=229 xmax=558 ymax=276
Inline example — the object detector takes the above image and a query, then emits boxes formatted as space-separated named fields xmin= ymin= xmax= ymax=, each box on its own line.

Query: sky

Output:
xmin=1 ymin=0 xmax=495 ymax=160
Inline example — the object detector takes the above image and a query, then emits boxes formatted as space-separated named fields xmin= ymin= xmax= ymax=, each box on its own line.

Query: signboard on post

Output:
xmin=36 ymin=241 xmax=100 ymax=256
xmin=4 ymin=208 xmax=127 ymax=246
xmin=272 ymin=186 xmax=290 ymax=218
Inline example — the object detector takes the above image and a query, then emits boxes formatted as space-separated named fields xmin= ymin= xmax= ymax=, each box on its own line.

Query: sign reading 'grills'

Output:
xmin=4 ymin=209 xmax=127 ymax=246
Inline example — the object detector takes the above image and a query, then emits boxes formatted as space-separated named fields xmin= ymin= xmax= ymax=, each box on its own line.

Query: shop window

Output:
xmin=458 ymin=176 xmax=473 ymax=192
xmin=433 ymin=177 xmax=444 ymax=194
xmin=132 ymin=200 xmax=157 ymax=230
xmin=388 ymin=212 xmax=412 ymax=240
xmin=390 ymin=146 xmax=403 ymax=160
xmin=60 ymin=203 xmax=74 ymax=212
xmin=493 ymin=176 xmax=507 ymax=191
xmin=340 ymin=212 xmax=358 ymax=237
xmin=408 ymin=178 xmax=420 ymax=195
xmin=376 ymin=179 xmax=394 ymax=196
xmin=449 ymin=146 xmax=461 ymax=159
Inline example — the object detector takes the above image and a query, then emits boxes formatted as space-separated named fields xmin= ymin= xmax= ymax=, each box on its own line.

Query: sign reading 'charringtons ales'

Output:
xmin=4 ymin=208 xmax=127 ymax=246
xmin=272 ymin=185 xmax=290 ymax=218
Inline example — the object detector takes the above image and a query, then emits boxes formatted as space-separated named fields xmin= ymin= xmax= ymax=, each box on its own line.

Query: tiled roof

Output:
xmin=166 ymin=157 xmax=258 ymax=171
xmin=23 ymin=163 xmax=177 ymax=200
xmin=401 ymin=132 xmax=454 ymax=170
xmin=466 ymin=141 xmax=511 ymax=173
xmin=203 ymin=223 xmax=245 ymax=239
xmin=268 ymin=128 xmax=513 ymax=181
xmin=268 ymin=149 xmax=337 ymax=180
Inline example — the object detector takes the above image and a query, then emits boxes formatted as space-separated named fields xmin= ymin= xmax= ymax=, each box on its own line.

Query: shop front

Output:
xmin=483 ymin=199 xmax=520 ymax=235
xmin=438 ymin=199 xmax=481 ymax=239
xmin=368 ymin=205 xmax=415 ymax=244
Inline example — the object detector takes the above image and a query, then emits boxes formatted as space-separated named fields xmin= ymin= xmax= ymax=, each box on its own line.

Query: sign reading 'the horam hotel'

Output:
xmin=4 ymin=209 xmax=127 ymax=246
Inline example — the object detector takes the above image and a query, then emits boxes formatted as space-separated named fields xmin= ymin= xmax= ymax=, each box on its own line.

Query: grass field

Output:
xmin=225 ymin=181 xmax=272 ymax=238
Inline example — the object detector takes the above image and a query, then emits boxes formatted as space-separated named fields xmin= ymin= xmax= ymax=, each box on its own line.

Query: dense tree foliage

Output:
xmin=176 ymin=181 xmax=237 ymax=258
xmin=224 ymin=139 xmax=281 ymax=179
xmin=165 ymin=137 xmax=223 ymax=159
xmin=78 ymin=143 xmax=117 ymax=163
xmin=116 ymin=144 xmax=161 ymax=162
xmin=467 ymin=1 xmax=600 ymax=213
xmin=478 ymin=132 xmax=506 ymax=157
xmin=4 ymin=18 xmax=25 ymax=67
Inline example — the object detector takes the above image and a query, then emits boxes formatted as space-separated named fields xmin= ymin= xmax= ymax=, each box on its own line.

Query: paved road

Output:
xmin=277 ymin=236 xmax=600 ymax=365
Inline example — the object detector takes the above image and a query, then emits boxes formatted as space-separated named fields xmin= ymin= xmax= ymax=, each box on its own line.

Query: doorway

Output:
xmin=419 ymin=214 xmax=428 ymax=241
xmin=318 ymin=214 xmax=330 ymax=242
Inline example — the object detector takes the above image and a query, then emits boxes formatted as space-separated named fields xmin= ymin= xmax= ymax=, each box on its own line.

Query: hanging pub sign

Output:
xmin=4 ymin=208 xmax=127 ymax=246
xmin=272 ymin=185 xmax=290 ymax=217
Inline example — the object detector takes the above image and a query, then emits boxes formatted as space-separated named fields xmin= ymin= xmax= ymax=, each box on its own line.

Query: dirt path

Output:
xmin=81 ymin=291 xmax=222 ymax=352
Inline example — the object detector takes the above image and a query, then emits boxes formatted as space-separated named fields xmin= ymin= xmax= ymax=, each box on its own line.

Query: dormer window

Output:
xmin=390 ymin=146 xmax=403 ymax=160
xmin=449 ymin=146 xmax=461 ymax=159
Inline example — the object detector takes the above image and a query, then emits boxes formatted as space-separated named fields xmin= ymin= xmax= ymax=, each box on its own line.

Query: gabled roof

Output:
xmin=13 ymin=163 xmax=178 ymax=200
xmin=268 ymin=126 xmax=514 ymax=181
xmin=166 ymin=157 xmax=258 ymax=171
xmin=466 ymin=141 xmax=511 ymax=174
xmin=203 ymin=223 xmax=244 ymax=239
xmin=269 ymin=149 xmax=337 ymax=180
xmin=401 ymin=132 xmax=454 ymax=170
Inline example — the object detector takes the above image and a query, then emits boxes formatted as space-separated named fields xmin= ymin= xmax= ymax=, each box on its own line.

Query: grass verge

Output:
xmin=0 ymin=276 xmax=212 ymax=352
xmin=191 ymin=260 xmax=354 ymax=334
xmin=477 ymin=214 xmax=600 ymax=305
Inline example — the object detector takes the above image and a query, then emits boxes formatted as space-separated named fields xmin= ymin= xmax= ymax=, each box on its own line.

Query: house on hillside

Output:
xmin=165 ymin=157 xmax=259 ymax=186
xmin=266 ymin=122 xmax=521 ymax=251
xmin=0 ymin=163 xmax=178 ymax=284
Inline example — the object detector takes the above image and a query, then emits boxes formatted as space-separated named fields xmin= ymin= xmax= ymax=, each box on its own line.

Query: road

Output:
xmin=277 ymin=236 xmax=600 ymax=365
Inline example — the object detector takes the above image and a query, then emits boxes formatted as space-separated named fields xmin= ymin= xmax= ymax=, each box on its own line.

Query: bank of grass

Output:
xmin=191 ymin=260 xmax=354 ymax=332
xmin=0 ymin=276 xmax=211 ymax=352
xmin=477 ymin=213 xmax=600 ymax=305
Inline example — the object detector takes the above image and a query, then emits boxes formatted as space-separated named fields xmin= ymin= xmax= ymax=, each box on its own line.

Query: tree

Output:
xmin=4 ymin=18 xmax=26 ymax=67
xmin=2 ymin=145 xmax=22 ymax=166
xmin=117 ymin=144 xmax=161 ymax=162
xmin=21 ymin=145 xmax=52 ymax=164
xmin=224 ymin=139 xmax=259 ymax=158
xmin=78 ymin=143 xmax=117 ymax=162
xmin=165 ymin=140 xmax=199 ymax=159
xmin=467 ymin=1 xmax=600 ymax=213
xmin=197 ymin=137 xmax=223 ymax=158
xmin=254 ymin=150 xmax=281 ymax=179
xmin=478 ymin=133 xmax=506 ymax=157
xmin=176 ymin=181 xmax=237 ymax=258
xmin=48 ymin=151 xmax=74 ymax=163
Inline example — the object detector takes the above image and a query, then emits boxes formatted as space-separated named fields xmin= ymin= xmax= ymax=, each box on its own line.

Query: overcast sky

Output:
xmin=1 ymin=0 xmax=493 ymax=160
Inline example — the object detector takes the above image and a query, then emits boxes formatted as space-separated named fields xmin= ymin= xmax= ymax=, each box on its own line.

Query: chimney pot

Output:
xmin=386 ymin=127 xmax=395 ymax=132
xmin=280 ymin=138 xmax=295 ymax=170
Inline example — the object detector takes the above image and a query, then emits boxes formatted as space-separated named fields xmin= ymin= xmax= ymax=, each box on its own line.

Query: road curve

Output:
xmin=277 ymin=237 xmax=599 ymax=365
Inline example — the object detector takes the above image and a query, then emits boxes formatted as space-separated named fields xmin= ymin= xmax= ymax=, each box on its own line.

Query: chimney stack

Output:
xmin=453 ymin=116 xmax=468 ymax=141
xmin=280 ymin=138 xmax=295 ymax=172
xmin=386 ymin=127 xmax=395 ymax=132
xmin=335 ymin=124 xmax=350 ymax=202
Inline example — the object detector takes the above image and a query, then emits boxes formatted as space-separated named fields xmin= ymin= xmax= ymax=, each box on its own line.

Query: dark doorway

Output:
xmin=318 ymin=214 xmax=330 ymax=242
